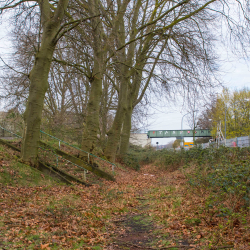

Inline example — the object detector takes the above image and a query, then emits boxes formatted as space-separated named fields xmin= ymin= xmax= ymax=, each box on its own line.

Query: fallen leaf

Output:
xmin=41 ymin=243 xmax=50 ymax=249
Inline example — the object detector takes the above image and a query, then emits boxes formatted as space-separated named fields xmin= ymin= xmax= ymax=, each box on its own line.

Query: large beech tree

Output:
xmin=103 ymin=0 xmax=219 ymax=161
xmin=0 ymin=0 xmax=87 ymax=165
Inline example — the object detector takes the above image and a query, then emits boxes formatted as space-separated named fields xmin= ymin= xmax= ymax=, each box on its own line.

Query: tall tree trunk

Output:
xmin=119 ymin=105 xmax=133 ymax=156
xmin=118 ymin=38 xmax=167 ymax=156
xmin=104 ymin=80 xmax=128 ymax=161
xmin=81 ymin=0 xmax=106 ymax=153
xmin=118 ymin=70 xmax=143 ymax=157
xmin=21 ymin=0 xmax=69 ymax=165
xmin=99 ymin=77 xmax=112 ymax=149
xmin=82 ymin=72 xmax=102 ymax=153
xmin=22 ymin=44 xmax=54 ymax=165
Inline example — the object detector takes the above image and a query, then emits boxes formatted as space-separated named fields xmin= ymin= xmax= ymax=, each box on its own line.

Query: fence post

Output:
xmin=84 ymin=170 xmax=87 ymax=181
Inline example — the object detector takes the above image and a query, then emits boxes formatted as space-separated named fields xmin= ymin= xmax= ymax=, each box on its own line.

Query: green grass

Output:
xmin=0 ymin=161 xmax=56 ymax=186
xmin=0 ymin=144 xmax=57 ymax=187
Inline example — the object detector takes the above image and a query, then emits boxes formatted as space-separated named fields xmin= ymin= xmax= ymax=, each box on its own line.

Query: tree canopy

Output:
xmin=197 ymin=88 xmax=250 ymax=139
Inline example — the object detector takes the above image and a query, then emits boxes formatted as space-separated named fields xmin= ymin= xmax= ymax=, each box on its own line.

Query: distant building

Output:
xmin=129 ymin=133 xmax=151 ymax=147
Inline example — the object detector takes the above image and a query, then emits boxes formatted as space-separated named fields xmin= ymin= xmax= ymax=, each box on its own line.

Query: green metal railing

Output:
xmin=39 ymin=145 xmax=89 ymax=181
xmin=0 ymin=125 xmax=116 ymax=181
xmin=0 ymin=125 xmax=22 ymax=138
xmin=40 ymin=130 xmax=116 ymax=172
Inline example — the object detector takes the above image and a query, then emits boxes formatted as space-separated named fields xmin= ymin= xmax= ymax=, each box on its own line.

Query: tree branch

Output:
xmin=0 ymin=0 xmax=34 ymax=13
xmin=137 ymin=0 xmax=190 ymax=32
xmin=55 ymin=14 xmax=101 ymax=43
xmin=106 ymin=0 xmax=216 ymax=63
xmin=53 ymin=0 xmax=69 ymax=23
xmin=134 ymin=39 xmax=168 ymax=107
xmin=0 ymin=57 xmax=29 ymax=77
xmin=37 ymin=0 xmax=51 ymax=24
xmin=103 ymin=72 xmax=119 ymax=93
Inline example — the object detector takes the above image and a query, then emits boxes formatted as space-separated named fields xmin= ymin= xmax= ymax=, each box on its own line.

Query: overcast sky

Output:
xmin=145 ymin=49 xmax=250 ymax=144
xmin=1 ymin=14 xmax=250 ymax=145
xmin=150 ymin=60 xmax=250 ymax=144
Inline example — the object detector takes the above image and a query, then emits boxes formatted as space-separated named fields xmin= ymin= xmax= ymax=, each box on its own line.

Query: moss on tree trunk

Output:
xmin=21 ymin=0 xmax=69 ymax=166
xmin=22 ymin=43 xmax=55 ymax=165
xmin=119 ymin=106 xmax=133 ymax=156
xmin=104 ymin=81 xmax=128 ymax=161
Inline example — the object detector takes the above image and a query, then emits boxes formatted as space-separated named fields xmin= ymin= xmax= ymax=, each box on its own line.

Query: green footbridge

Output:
xmin=147 ymin=129 xmax=211 ymax=138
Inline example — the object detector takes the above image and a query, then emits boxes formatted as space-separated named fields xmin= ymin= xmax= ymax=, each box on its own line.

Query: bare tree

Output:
xmin=0 ymin=0 xmax=101 ymax=165
xmin=1 ymin=0 xmax=250 ymax=164
xmin=104 ymin=0 xmax=221 ymax=160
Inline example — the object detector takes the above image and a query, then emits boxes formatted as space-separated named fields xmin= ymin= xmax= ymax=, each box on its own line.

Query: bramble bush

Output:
xmin=155 ymin=145 xmax=250 ymax=231
xmin=187 ymin=147 xmax=250 ymax=206
xmin=157 ymin=146 xmax=250 ymax=206
xmin=121 ymin=145 xmax=250 ymax=207
xmin=138 ymin=145 xmax=250 ymax=207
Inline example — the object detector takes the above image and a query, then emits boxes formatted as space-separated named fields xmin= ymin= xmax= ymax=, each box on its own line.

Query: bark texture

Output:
xmin=21 ymin=0 xmax=69 ymax=165
xmin=119 ymin=106 xmax=133 ymax=156
xmin=81 ymin=0 xmax=105 ymax=153
xmin=104 ymin=78 xmax=128 ymax=161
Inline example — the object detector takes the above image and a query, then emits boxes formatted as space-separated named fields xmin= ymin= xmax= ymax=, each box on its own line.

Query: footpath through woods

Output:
xmin=0 ymin=144 xmax=250 ymax=249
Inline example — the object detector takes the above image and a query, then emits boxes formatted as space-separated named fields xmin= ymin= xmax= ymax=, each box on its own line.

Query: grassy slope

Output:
xmin=0 ymin=144 xmax=57 ymax=187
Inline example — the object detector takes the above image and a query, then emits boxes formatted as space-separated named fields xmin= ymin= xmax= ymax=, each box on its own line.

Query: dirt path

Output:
xmin=107 ymin=165 xmax=192 ymax=250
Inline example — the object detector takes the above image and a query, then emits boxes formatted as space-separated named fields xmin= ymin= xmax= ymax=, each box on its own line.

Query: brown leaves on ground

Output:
xmin=0 ymin=154 xmax=250 ymax=249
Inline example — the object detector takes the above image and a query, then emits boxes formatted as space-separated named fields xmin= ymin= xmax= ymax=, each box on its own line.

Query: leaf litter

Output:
xmin=0 ymin=144 xmax=250 ymax=249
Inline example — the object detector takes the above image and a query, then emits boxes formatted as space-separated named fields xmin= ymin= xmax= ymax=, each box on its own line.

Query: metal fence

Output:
xmin=201 ymin=135 xmax=250 ymax=149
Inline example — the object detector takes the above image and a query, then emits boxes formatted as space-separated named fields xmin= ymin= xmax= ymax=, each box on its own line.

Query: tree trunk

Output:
xmin=21 ymin=0 xmax=69 ymax=165
xmin=100 ymin=83 xmax=108 ymax=149
xmin=119 ymin=105 xmax=133 ymax=156
xmin=104 ymin=80 xmax=128 ymax=161
xmin=22 ymin=43 xmax=55 ymax=165
xmin=118 ymin=69 xmax=144 ymax=157
xmin=80 ymin=0 xmax=106 ymax=154
xmin=82 ymin=74 xmax=102 ymax=153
